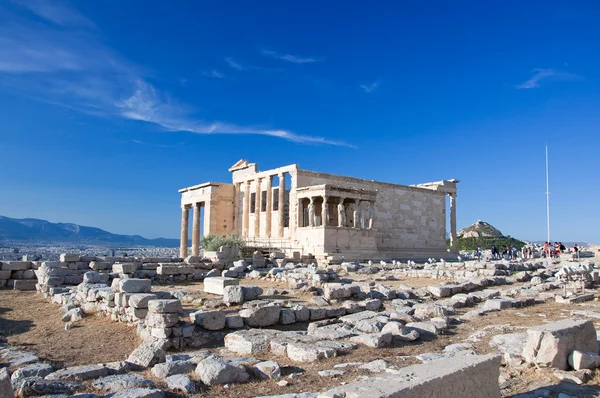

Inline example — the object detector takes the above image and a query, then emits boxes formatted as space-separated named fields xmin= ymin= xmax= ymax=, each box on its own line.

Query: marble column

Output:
xmin=450 ymin=193 xmax=457 ymax=250
xmin=322 ymin=196 xmax=329 ymax=226
xmin=254 ymin=178 xmax=262 ymax=237
xmin=278 ymin=173 xmax=285 ymax=237
xmin=265 ymin=176 xmax=272 ymax=237
xmin=243 ymin=180 xmax=250 ymax=237
xmin=179 ymin=205 xmax=189 ymax=258
xmin=233 ymin=182 xmax=241 ymax=233
xmin=352 ymin=200 xmax=360 ymax=228
xmin=192 ymin=202 xmax=201 ymax=256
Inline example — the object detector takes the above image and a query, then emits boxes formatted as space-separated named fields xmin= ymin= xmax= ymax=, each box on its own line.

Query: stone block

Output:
xmin=195 ymin=356 xmax=249 ymax=386
xmin=568 ymin=350 xmax=600 ymax=370
xmin=190 ymin=310 xmax=226 ymax=330
xmin=145 ymin=313 xmax=180 ymax=328
xmin=203 ymin=277 xmax=239 ymax=295
xmin=428 ymin=285 xmax=452 ymax=298
xmin=224 ymin=329 xmax=279 ymax=354
xmin=147 ymin=299 xmax=182 ymax=314
xmin=129 ymin=294 xmax=158 ymax=309
xmin=157 ymin=264 xmax=195 ymax=275
xmin=223 ymin=285 xmax=244 ymax=305
xmin=119 ymin=279 xmax=151 ymax=293
xmin=13 ymin=280 xmax=37 ymax=290
xmin=127 ymin=343 xmax=166 ymax=369
xmin=523 ymin=319 xmax=597 ymax=370
xmin=280 ymin=308 xmax=296 ymax=324
xmin=322 ymin=354 xmax=501 ymax=398
xmin=89 ymin=261 xmax=109 ymax=271
xmin=350 ymin=333 xmax=392 ymax=348
xmin=91 ymin=374 xmax=155 ymax=394
xmin=240 ymin=305 xmax=281 ymax=327
xmin=113 ymin=263 xmax=140 ymax=274
xmin=45 ymin=364 xmax=109 ymax=381
xmin=60 ymin=254 xmax=80 ymax=263
xmin=252 ymin=360 xmax=281 ymax=380
xmin=225 ymin=315 xmax=244 ymax=329
xmin=0 ymin=270 xmax=11 ymax=279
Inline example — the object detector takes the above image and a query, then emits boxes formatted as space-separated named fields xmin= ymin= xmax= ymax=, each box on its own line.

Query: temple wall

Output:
xmin=295 ymin=170 xmax=447 ymax=251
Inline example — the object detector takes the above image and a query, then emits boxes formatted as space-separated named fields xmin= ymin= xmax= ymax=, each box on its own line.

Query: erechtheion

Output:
xmin=178 ymin=160 xmax=459 ymax=261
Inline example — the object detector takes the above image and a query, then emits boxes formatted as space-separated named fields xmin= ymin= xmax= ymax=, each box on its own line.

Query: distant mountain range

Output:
xmin=0 ymin=216 xmax=179 ymax=247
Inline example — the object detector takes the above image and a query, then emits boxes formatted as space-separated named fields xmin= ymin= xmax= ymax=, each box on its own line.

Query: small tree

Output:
xmin=202 ymin=233 xmax=245 ymax=252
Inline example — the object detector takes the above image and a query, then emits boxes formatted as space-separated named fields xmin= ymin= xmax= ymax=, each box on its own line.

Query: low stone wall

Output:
xmin=0 ymin=261 xmax=40 ymax=290
xmin=319 ymin=353 xmax=501 ymax=398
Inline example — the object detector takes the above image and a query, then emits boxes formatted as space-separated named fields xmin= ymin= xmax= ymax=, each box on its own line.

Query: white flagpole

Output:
xmin=546 ymin=145 xmax=551 ymax=243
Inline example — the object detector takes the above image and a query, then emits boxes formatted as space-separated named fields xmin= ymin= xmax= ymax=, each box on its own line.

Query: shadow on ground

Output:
xmin=0 ymin=307 xmax=34 ymax=338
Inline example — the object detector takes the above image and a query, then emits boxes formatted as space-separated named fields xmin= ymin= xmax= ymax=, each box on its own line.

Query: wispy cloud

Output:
xmin=202 ymin=70 xmax=225 ymax=78
xmin=225 ymin=57 xmax=245 ymax=71
xmin=261 ymin=50 xmax=321 ymax=64
xmin=0 ymin=1 xmax=352 ymax=147
xmin=516 ymin=68 xmax=583 ymax=89
xmin=360 ymin=80 xmax=380 ymax=93
xmin=10 ymin=0 xmax=95 ymax=28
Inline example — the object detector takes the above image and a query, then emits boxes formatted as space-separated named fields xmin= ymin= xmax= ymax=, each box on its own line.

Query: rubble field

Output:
xmin=2 ymin=251 xmax=600 ymax=397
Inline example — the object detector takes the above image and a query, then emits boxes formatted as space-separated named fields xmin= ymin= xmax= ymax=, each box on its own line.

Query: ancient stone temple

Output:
xmin=178 ymin=159 xmax=458 ymax=261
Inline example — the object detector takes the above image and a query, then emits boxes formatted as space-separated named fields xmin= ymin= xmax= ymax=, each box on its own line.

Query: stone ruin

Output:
xmin=2 ymin=249 xmax=600 ymax=397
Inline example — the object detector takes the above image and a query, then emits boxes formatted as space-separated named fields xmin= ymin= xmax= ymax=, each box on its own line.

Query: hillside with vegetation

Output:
xmin=449 ymin=220 xmax=526 ymax=251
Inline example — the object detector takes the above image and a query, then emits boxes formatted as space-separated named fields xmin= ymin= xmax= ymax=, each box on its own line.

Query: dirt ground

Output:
xmin=0 ymin=290 xmax=139 ymax=369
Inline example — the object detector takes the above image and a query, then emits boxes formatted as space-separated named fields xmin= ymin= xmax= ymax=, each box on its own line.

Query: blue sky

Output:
xmin=1 ymin=0 xmax=599 ymax=243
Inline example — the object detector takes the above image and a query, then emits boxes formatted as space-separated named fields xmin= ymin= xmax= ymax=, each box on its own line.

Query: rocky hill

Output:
xmin=0 ymin=216 xmax=179 ymax=247
xmin=458 ymin=220 xmax=503 ymax=238
xmin=453 ymin=220 xmax=525 ymax=251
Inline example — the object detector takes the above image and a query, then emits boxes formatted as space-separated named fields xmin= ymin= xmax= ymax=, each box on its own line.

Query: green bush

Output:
xmin=202 ymin=234 xmax=245 ymax=251
xmin=447 ymin=236 xmax=526 ymax=251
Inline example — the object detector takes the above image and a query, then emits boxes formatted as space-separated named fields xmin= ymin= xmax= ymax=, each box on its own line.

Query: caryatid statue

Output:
xmin=322 ymin=200 xmax=329 ymax=226
xmin=308 ymin=198 xmax=316 ymax=227
xmin=337 ymin=199 xmax=346 ymax=227
xmin=368 ymin=202 xmax=375 ymax=229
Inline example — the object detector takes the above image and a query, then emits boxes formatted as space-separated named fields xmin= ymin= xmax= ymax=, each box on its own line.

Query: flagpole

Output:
xmin=545 ymin=145 xmax=551 ymax=243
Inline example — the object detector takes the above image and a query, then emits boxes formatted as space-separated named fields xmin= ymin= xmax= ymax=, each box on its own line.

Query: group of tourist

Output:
xmin=476 ymin=242 xmax=583 ymax=261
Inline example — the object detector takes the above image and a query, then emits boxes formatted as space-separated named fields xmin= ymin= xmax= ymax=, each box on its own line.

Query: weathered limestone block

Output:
xmin=324 ymin=283 xmax=360 ymax=300
xmin=242 ymin=285 xmax=263 ymax=301
xmin=293 ymin=305 xmax=310 ymax=322
xmin=10 ymin=363 xmax=54 ymax=389
xmin=195 ymin=356 xmax=249 ymax=386
xmin=113 ymin=263 xmax=139 ymax=274
xmin=151 ymin=360 xmax=196 ymax=378
xmin=224 ymin=329 xmax=279 ymax=354
xmin=252 ymin=360 xmax=281 ymax=380
xmin=223 ymin=285 xmax=244 ymax=305
xmin=13 ymin=280 xmax=37 ymax=290
xmin=89 ymin=261 xmax=109 ymax=271
xmin=280 ymin=308 xmax=296 ymax=324
xmin=157 ymin=264 xmax=195 ymax=275
xmin=569 ymin=350 xmax=600 ymax=370
xmin=147 ymin=299 xmax=182 ymax=314
xmin=129 ymin=294 xmax=158 ymax=309
xmin=428 ymin=285 xmax=452 ymax=298
xmin=165 ymin=374 xmax=196 ymax=393
xmin=119 ymin=279 xmax=151 ymax=293
xmin=190 ymin=310 xmax=226 ymax=330
xmin=240 ymin=305 xmax=281 ymax=327
xmin=127 ymin=343 xmax=166 ymax=369
xmin=45 ymin=364 xmax=109 ymax=381
xmin=92 ymin=374 xmax=155 ymax=394
xmin=321 ymin=354 xmax=501 ymax=398
xmin=17 ymin=377 xmax=83 ymax=397
xmin=204 ymin=277 xmax=239 ymax=295
xmin=60 ymin=254 xmax=80 ymax=262
xmin=381 ymin=321 xmax=420 ymax=342
xmin=286 ymin=342 xmax=336 ymax=363
xmin=350 ymin=333 xmax=392 ymax=348
xmin=523 ymin=319 xmax=597 ymax=370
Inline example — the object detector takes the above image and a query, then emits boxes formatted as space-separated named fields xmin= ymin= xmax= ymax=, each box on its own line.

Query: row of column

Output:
xmin=303 ymin=196 xmax=375 ymax=229
xmin=179 ymin=202 xmax=203 ymax=258
xmin=237 ymin=173 xmax=287 ymax=239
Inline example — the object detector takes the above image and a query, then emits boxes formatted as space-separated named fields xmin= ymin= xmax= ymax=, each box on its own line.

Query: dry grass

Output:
xmin=0 ymin=290 xmax=139 ymax=369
